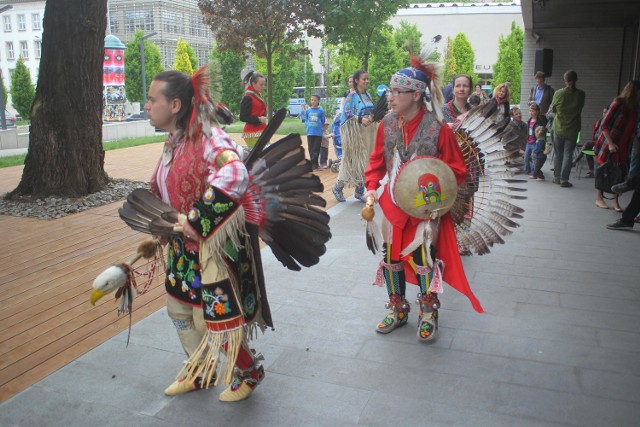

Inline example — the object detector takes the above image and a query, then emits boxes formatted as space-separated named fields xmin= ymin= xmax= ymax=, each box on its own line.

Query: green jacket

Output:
xmin=550 ymin=87 xmax=585 ymax=136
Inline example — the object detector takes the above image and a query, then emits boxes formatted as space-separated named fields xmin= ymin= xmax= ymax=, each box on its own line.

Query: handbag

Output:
xmin=595 ymin=159 xmax=625 ymax=194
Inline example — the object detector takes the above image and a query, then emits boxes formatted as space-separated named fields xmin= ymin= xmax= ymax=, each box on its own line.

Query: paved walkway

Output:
xmin=1 ymin=158 xmax=639 ymax=426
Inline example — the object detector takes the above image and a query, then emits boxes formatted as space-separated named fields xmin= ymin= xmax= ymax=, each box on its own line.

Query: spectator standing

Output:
xmin=549 ymin=70 xmax=586 ymax=187
xmin=442 ymin=74 xmax=472 ymax=124
xmin=239 ymin=71 xmax=267 ymax=150
xmin=593 ymin=80 xmax=640 ymax=210
xmin=532 ymin=125 xmax=548 ymax=181
xmin=304 ymin=94 xmax=326 ymax=170
xmin=504 ymin=106 xmax=527 ymax=158
xmin=525 ymin=104 xmax=547 ymax=176
xmin=474 ymin=83 xmax=489 ymax=105
xmin=528 ymin=71 xmax=555 ymax=116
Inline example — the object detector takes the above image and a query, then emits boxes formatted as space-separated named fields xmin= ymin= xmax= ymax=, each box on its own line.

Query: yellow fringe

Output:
xmin=177 ymin=327 xmax=245 ymax=388
xmin=199 ymin=206 xmax=247 ymax=284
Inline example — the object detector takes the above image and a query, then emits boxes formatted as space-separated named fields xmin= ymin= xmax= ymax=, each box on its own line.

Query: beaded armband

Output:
xmin=215 ymin=149 xmax=240 ymax=169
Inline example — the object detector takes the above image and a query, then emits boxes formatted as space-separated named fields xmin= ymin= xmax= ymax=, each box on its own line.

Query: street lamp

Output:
xmin=0 ymin=4 xmax=13 ymax=130
xmin=139 ymin=31 xmax=157 ymax=118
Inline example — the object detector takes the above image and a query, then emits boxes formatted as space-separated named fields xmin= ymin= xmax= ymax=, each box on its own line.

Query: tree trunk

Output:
xmin=9 ymin=0 xmax=108 ymax=199
xmin=266 ymin=50 xmax=273 ymax=119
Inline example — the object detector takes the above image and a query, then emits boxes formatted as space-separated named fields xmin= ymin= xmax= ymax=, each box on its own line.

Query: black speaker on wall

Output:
xmin=535 ymin=48 xmax=553 ymax=77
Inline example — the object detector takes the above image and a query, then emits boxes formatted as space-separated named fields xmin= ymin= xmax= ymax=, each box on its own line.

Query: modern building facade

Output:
xmin=107 ymin=0 xmax=215 ymax=71
xmin=391 ymin=2 xmax=523 ymax=80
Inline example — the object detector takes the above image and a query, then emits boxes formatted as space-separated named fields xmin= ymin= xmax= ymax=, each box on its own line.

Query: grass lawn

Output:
xmin=223 ymin=117 xmax=306 ymax=135
xmin=0 ymin=134 xmax=167 ymax=168
xmin=0 ymin=117 xmax=307 ymax=169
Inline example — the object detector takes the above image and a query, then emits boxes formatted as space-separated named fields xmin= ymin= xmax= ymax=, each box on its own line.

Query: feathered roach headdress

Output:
xmin=187 ymin=65 xmax=235 ymax=141
xmin=390 ymin=55 xmax=444 ymax=123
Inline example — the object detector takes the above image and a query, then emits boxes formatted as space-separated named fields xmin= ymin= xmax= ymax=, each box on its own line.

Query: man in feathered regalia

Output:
xmin=364 ymin=58 xmax=484 ymax=341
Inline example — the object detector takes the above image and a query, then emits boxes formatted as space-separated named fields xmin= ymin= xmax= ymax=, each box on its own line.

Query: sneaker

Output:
xmin=585 ymin=171 xmax=594 ymax=178
xmin=528 ymin=175 xmax=535 ymax=179
xmin=611 ymin=180 xmax=631 ymax=194
xmin=332 ymin=185 xmax=346 ymax=202
xmin=319 ymin=163 xmax=328 ymax=169
xmin=536 ymin=177 xmax=545 ymax=182
xmin=552 ymin=178 xmax=561 ymax=184
xmin=606 ymin=219 xmax=634 ymax=231
xmin=560 ymin=181 xmax=573 ymax=188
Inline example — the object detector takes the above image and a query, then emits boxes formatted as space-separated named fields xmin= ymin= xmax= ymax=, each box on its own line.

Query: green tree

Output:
xmin=369 ymin=29 xmax=405 ymax=97
xmin=1 ymin=71 xmax=8 ymax=109
xmin=173 ymin=38 xmax=194 ymax=75
xmin=254 ymin=43 xmax=297 ymax=112
xmin=493 ymin=21 xmax=524 ymax=103
xmin=10 ymin=56 xmax=35 ymax=119
xmin=393 ymin=20 xmax=423 ymax=66
xmin=199 ymin=0 xmax=322 ymax=117
xmin=327 ymin=45 xmax=359 ymax=96
xmin=443 ymin=37 xmax=457 ymax=84
xmin=210 ymin=45 xmax=245 ymax=115
xmin=184 ymin=41 xmax=199 ymax=71
xmin=451 ymin=32 xmax=477 ymax=81
xmin=322 ymin=0 xmax=409 ymax=70
xmin=124 ymin=29 xmax=164 ymax=103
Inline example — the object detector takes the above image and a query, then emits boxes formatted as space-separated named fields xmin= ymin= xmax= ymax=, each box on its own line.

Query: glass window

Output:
xmin=32 ymin=13 xmax=41 ymax=30
xmin=6 ymin=42 xmax=14 ymax=60
xmin=125 ymin=9 xmax=153 ymax=32
xmin=110 ymin=18 xmax=119 ymax=34
xmin=163 ymin=10 xmax=182 ymax=33
xmin=20 ymin=41 xmax=28 ymax=59
xmin=34 ymin=40 xmax=41 ymax=59
xmin=3 ymin=15 xmax=11 ymax=32
xmin=17 ymin=14 xmax=26 ymax=31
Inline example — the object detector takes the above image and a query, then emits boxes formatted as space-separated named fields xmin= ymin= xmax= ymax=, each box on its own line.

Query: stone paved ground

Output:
xmin=1 ymin=161 xmax=639 ymax=427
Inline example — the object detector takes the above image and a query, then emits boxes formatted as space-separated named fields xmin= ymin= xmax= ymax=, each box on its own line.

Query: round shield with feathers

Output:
xmin=393 ymin=156 xmax=458 ymax=219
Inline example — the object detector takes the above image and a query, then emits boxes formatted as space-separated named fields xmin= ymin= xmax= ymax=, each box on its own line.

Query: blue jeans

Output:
xmin=553 ymin=133 xmax=578 ymax=182
xmin=524 ymin=143 xmax=536 ymax=174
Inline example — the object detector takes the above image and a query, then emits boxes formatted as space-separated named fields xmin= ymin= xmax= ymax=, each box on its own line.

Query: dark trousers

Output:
xmin=622 ymin=175 xmax=640 ymax=224
xmin=533 ymin=156 xmax=546 ymax=179
xmin=307 ymin=135 xmax=322 ymax=168
xmin=320 ymin=146 xmax=328 ymax=166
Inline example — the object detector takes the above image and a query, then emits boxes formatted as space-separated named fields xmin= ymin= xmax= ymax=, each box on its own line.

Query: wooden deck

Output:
xmin=0 ymin=136 xmax=351 ymax=403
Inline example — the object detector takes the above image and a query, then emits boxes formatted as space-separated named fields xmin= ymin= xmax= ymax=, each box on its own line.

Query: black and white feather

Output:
xmin=450 ymin=98 xmax=527 ymax=256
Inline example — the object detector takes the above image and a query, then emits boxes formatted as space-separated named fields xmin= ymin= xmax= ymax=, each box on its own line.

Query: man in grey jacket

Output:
xmin=528 ymin=71 xmax=555 ymax=116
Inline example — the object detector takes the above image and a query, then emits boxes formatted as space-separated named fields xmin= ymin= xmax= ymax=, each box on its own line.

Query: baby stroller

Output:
xmin=329 ymin=114 xmax=343 ymax=173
